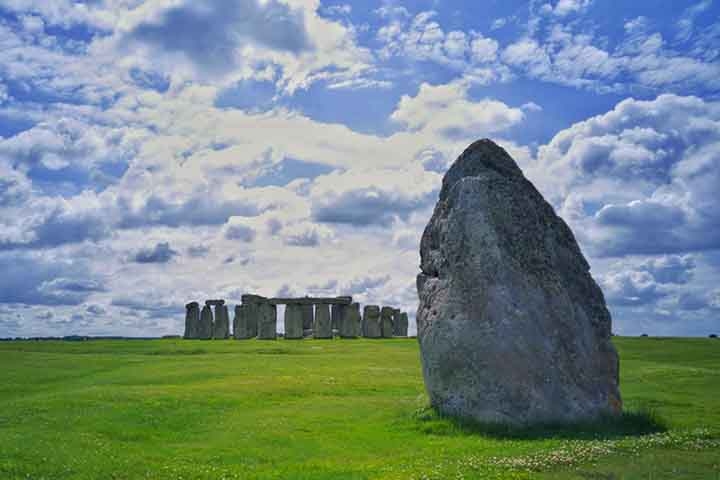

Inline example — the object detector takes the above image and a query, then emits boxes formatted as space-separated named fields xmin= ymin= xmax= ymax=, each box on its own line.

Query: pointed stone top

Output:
xmin=439 ymin=139 xmax=524 ymax=201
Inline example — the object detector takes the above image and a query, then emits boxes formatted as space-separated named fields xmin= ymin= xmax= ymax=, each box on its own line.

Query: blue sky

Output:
xmin=0 ymin=0 xmax=719 ymax=337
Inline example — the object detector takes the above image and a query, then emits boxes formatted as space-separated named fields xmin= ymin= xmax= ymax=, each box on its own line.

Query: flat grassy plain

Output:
xmin=0 ymin=337 xmax=718 ymax=479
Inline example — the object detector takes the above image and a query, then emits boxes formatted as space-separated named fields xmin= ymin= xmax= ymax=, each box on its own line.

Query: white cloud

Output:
xmin=390 ymin=81 xmax=525 ymax=137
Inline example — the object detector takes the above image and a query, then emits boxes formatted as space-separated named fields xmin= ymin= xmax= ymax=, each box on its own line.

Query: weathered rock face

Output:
xmin=417 ymin=139 xmax=621 ymax=425
xmin=184 ymin=302 xmax=200 ymax=339
xmin=391 ymin=308 xmax=402 ymax=336
xmin=363 ymin=305 xmax=382 ymax=338
xmin=233 ymin=305 xmax=252 ymax=339
xmin=380 ymin=307 xmax=395 ymax=338
xmin=314 ymin=304 xmax=332 ymax=339
xmin=284 ymin=304 xmax=304 ymax=339
xmin=213 ymin=305 xmax=230 ymax=339
xmin=399 ymin=312 xmax=409 ymax=337
xmin=301 ymin=304 xmax=314 ymax=331
xmin=256 ymin=303 xmax=278 ymax=340
xmin=338 ymin=302 xmax=361 ymax=338
xmin=198 ymin=305 xmax=213 ymax=340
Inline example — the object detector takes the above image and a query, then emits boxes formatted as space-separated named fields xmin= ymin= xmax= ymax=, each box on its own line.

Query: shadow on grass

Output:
xmin=412 ymin=405 xmax=667 ymax=440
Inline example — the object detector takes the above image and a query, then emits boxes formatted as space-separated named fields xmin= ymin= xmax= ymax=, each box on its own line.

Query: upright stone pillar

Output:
xmin=242 ymin=294 xmax=265 ymax=338
xmin=198 ymin=305 xmax=213 ymax=339
xmin=256 ymin=302 xmax=277 ymax=340
xmin=233 ymin=305 xmax=252 ymax=339
xmin=301 ymin=304 xmax=314 ymax=336
xmin=314 ymin=304 xmax=332 ymax=339
xmin=381 ymin=306 xmax=394 ymax=338
xmin=331 ymin=304 xmax=344 ymax=333
xmin=184 ymin=302 xmax=200 ymax=339
xmin=213 ymin=305 xmax=230 ymax=339
xmin=331 ymin=296 xmax=351 ymax=334
xmin=392 ymin=308 xmax=402 ymax=336
xmin=339 ymin=302 xmax=361 ymax=338
xmin=284 ymin=304 xmax=304 ymax=339
xmin=398 ymin=312 xmax=409 ymax=337
xmin=363 ymin=305 xmax=381 ymax=338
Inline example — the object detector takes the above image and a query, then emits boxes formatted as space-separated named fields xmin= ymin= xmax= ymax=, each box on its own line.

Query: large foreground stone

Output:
xmin=417 ymin=139 xmax=621 ymax=425
xmin=314 ymin=304 xmax=332 ymax=339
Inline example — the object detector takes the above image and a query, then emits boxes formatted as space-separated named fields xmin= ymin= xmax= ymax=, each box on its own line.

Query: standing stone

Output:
xmin=391 ymin=308 xmax=402 ymax=336
xmin=339 ymin=302 xmax=361 ymax=338
xmin=380 ymin=307 xmax=395 ymax=338
xmin=301 ymin=304 xmax=314 ymax=336
xmin=184 ymin=302 xmax=200 ymax=339
xmin=213 ymin=305 xmax=230 ymax=339
xmin=331 ymin=304 xmax=344 ymax=333
xmin=314 ymin=304 xmax=332 ymax=339
xmin=417 ymin=139 xmax=621 ymax=425
xmin=363 ymin=305 xmax=382 ymax=338
xmin=284 ymin=304 xmax=304 ymax=340
xmin=198 ymin=305 xmax=213 ymax=340
xmin=398 ymin=312 xmax=409 ymax=337
xmin=256 ymin=302 xmax=277 ymax=340
xmin=233 ymin=305 xmax=253 ymax=339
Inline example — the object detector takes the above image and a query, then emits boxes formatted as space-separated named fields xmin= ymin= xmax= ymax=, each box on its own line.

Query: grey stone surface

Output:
xmin=391 ymin=308 xmax=402 ymax=336
xmin=381 ymin=307 xmax=395 ymax=338
xmin=314 ymin=304 xmax=332 ymax=339
xmin=398 ymin=312 xmax=409 ymax=337
xmin=198 ymin=305 xmax=213 ymax=340
xmin=338 ymin=302 xmax=360 ymax=338
xmin=363 ymin=305 xmax=381 ymax=338
xmin=205 ymin=299 xmax=225 ymax=306
xmin=184 ymin=302 xmax=200 ymax=339
xmin=301 ymin=304 xmax=314 ymax=331
xmin=331 ymin=304 xmax=345 ymax=332
xmin=417 ymin=138 xmax=622 ymax=426
xmin=255 ymin=302 xmax=277 ymax=340
xmin=213 ymin=305 xmax=230 ymax=339
xmin=233 ymin=305 xmax=253 ymax=339
xmin=284 ymin=304 xmax=304 ymax=339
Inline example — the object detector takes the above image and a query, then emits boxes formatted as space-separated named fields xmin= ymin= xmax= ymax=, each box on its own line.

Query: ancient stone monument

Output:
xmin=184 ymin=294 xmax=404 ymax=341
xmin=314 ymin=304 xmax=332 ymax=339
xmin=198 ymin=305 xmax=213 ymax=340
xmin=212 ymin=303 xmax=229 ymax=339
xmin=397 ymin=312 xmax=409 ymax=337
xmin=338 ymin=302 xmax=361 ymax=338
xmin=233 ymin=305 xmax=252 ymax=339
xmin=416 ymin=139 xmax=621 ymax=425
xmin=363 ymin=305 xmax=382 ymax=338
xmin=184 ymin=302 xmax=200 ymax=339
xmin=284 ymin=304 xmax=304 ymax=339
xmin=380 ymin=307 xmax=395 ymax=338
xmin=301 ymin=304 xmax=314 ymax=335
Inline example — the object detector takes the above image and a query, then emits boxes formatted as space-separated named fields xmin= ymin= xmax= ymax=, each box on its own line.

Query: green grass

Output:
xmin=0 ymin=337 xmax=718 ymax=479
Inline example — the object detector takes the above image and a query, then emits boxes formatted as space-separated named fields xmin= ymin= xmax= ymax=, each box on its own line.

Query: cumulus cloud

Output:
xmin=535 ymin=94 xmax=720 ymax=257
xmin=310 ymin=166 xmax=439 ymax=226
xmin=131 ymin=242 xmax=178 ymax=263
xmin=390 ymin=81 xmax=524 ymax=138
xmin=123 ymin=0 xmax=311 ymax=75
xmin=0 ymin=252 xmax=104 ymax=305
xmin=223 ymin=219 xmax=257 ymax=242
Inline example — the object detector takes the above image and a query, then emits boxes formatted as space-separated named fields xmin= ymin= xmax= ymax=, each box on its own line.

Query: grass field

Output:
xmin=0 ymin=337 xmax=718 ymax=479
